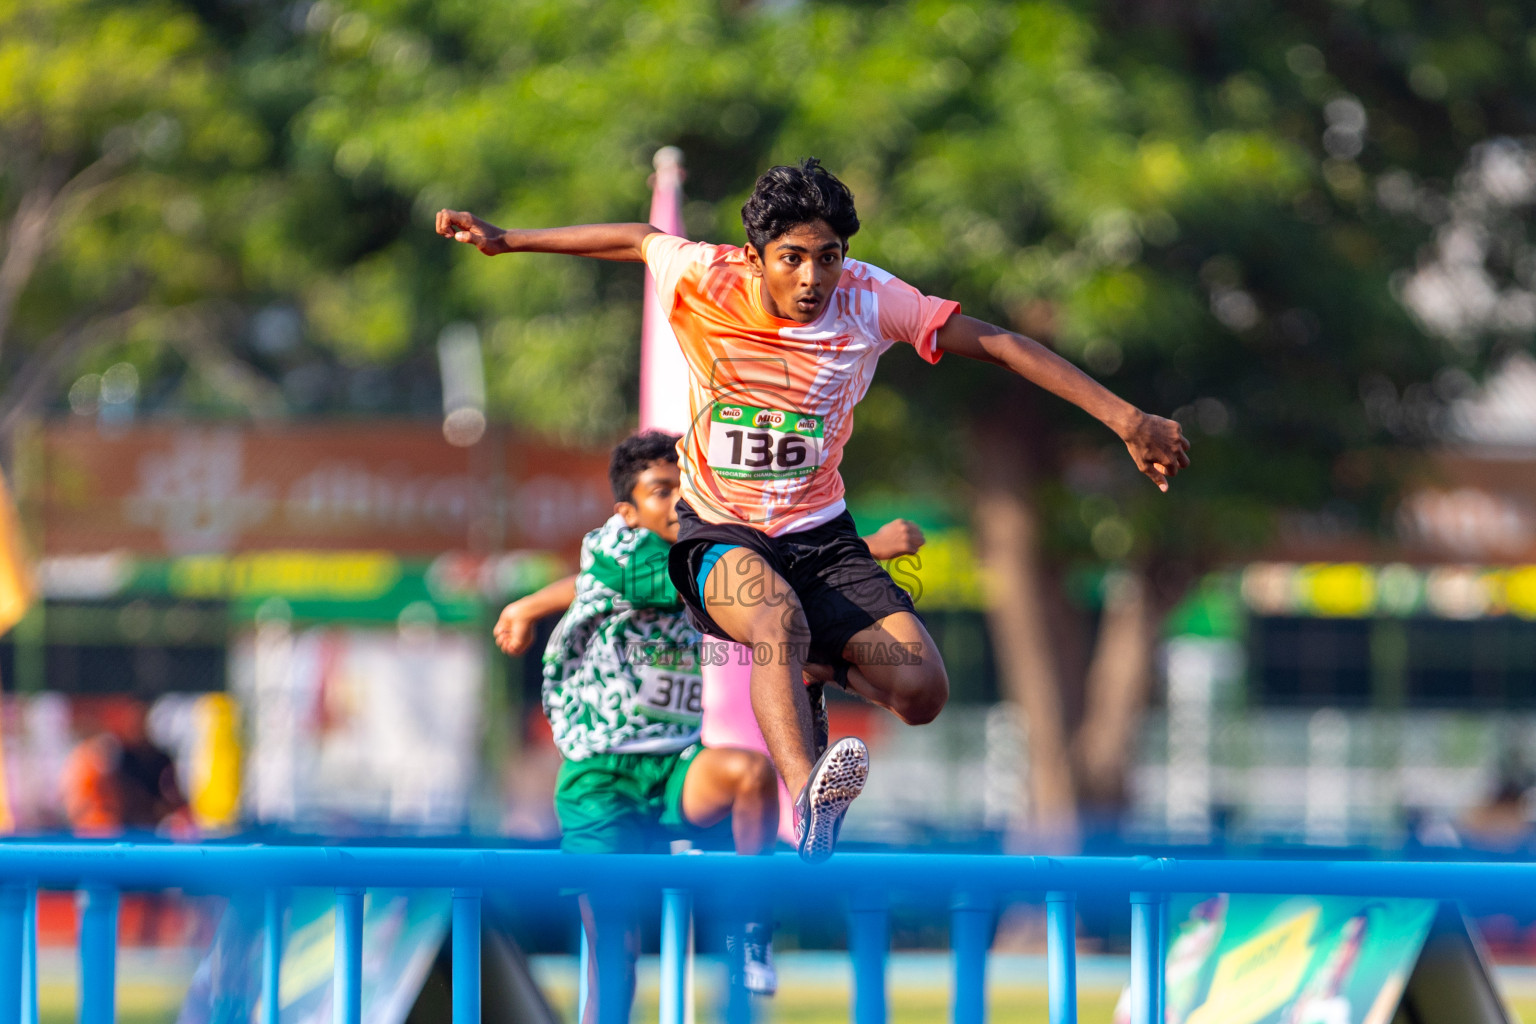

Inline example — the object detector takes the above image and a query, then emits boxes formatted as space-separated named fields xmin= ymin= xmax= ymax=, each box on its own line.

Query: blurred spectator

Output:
xmin=1457 ymin=760 xmax=1535 ymax=852
xmin=61 ymin=698 xmax=193 ymax=837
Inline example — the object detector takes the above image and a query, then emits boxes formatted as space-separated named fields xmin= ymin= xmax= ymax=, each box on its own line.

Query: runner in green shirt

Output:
xmin=498 ymin=430 xmax=780 ymax=1007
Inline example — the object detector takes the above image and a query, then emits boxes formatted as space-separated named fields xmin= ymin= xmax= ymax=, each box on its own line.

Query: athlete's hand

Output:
xmin=1120 ymin=410 xmax=1190 ymax=492
xmin=436 ymin=209 xmax=511 ymax=256
xmin=493 ymin=601 xmax=539 ymax=656
xmin=864 ymin=518 xmax=926 ymax=560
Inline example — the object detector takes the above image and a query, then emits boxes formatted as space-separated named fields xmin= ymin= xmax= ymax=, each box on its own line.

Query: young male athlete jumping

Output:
xmin=500 ymin=502 xmax=926 ymax=842
xmin=439 ymin=158 xmax=1189 ymax=861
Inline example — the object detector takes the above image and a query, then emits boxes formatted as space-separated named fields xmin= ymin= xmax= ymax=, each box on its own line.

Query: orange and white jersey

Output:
xmin=643 ymin=233 xmax=959 ymax=536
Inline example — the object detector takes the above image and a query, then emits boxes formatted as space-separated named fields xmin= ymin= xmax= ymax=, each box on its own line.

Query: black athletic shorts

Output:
xmin=667 ymin=498 xmax=918 ymax=667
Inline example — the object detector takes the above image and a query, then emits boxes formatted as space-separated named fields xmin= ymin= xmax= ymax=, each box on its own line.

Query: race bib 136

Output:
xmin=707 ymin=403 xmax=825 ymax=481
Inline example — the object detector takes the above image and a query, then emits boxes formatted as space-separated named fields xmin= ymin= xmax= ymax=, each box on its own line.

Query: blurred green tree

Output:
xmin=0 ymin=0 xmax=278 ymax=443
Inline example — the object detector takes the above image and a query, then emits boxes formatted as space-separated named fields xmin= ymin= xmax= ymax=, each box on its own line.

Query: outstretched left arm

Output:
xmin=935 ymin=313 xmax=1190 ymax=491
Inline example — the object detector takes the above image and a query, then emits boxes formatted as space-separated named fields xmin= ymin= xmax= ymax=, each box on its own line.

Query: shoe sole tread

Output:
xmin=799 ymin=738 xmax=868 ymax=863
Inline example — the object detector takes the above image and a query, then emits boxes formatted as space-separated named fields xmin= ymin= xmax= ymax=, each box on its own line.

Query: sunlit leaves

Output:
xmin=304 ymin=250 xmax=415 ymax=362
xmin=9 ymin=0 xmax=1523 ymax=563
xmin=1 ymin=0 xmax=272 ymax=420
xmin=486 ymin=308 xmax=636 ymax=439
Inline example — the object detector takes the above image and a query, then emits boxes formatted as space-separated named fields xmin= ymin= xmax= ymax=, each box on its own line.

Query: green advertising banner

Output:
xmin=1117 ymin=894 xmax=1439 ymax=1024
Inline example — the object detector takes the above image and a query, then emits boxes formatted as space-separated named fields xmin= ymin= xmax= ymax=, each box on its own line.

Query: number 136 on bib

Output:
xmin=708 ymin=403 xmax=825 ymax=481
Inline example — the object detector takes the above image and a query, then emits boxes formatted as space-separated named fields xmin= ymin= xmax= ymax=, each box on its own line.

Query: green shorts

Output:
xmin=554 ymin=744 xmax=702 ymax=854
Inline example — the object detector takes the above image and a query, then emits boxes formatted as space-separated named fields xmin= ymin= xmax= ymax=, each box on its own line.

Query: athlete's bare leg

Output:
xmin=838 ymin=612 xmax=949 ymax=725
xmin=681 ymin=745 xmax=780 ymax=992
xmin=700 ymin=547 xmax=817 ymax=797
xmin=680 ymin=747 xmax=779 ymax=854
xmin=578 ymin=893 xmax=639 ymax=1024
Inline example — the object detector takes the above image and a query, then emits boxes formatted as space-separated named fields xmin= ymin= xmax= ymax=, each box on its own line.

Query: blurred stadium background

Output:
xmin=5 ymin=0 xmax=1536 ymax=1019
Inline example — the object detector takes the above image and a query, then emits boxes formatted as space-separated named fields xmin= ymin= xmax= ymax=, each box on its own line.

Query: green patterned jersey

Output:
xmin=542 ymin=515 xmax=703 ymax=760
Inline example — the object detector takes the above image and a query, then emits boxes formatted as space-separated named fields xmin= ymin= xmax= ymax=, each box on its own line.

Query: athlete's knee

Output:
xmin=736 ymin=752 xmax=777 ymax=800
xmin=887 ymin=661 xmax=948 ymax=726
xmin=849 ymin=636 xmax=948 ymax=724
xmin=716 ymin=749 xmax=776 ymax=803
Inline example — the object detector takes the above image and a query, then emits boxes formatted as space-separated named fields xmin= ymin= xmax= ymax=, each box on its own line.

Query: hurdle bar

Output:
xmin=1 ymin=845 xmax=1534 ymax=1023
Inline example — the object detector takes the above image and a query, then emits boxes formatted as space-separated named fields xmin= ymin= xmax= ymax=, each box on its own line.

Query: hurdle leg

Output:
xmin=79 ymin=885 xmax=118 ymax=1024
xmin=452 ymin=889 xmax=481 ymax=1024
xmin=334 ymin=887 xmax=364 ymax=1024
xmin=1129 ymin=892 xmax=1166 ymax=1024
xmin=1156 ymin=896 xmax=1169 ymax=1024
xmin=0 ymin=885 xmax=26 ymax=1023
xmin=659 ymin=889 xmax=692 ymax=1024
xmin=578 ymin=920 xmax=590 ymax=1023
xmin=1045 ymin=893 xmax=1078 ymax=1024
xmin=951 ymin=892 xmax=992 ymax=1024
xmin=23 ymin=885 xmax=36 ymax=1024
xmin=263 ymin=888 xmax=284 ymax=1024
xmin=849 ymin=893 xmax=889 ymax=1024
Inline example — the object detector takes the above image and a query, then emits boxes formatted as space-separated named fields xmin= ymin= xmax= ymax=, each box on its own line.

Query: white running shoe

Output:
xmin=793 ymin=736 xmax=869 ymax=863
xmin=742 ymin=932 xmax=777 ymax=996
xmin=727 ymin=923 xmax=777 ymax=996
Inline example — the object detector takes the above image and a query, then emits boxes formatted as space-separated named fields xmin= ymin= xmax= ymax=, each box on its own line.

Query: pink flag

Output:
xmin=639 ymin=147 xmax=691 ymax=434
xmin=636 ymin=148 xmax=796 ymax=842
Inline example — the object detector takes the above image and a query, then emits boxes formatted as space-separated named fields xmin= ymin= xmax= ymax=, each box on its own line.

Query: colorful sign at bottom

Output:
xmin=1116 ymin=894 xmax=1438 ymax=1024
xmin=177 ymin=888 xmax=449 ymax=1024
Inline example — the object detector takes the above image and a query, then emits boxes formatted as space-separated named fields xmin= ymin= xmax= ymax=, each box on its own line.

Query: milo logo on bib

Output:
xmin=707 ymin=402 xmax=826 ymax=481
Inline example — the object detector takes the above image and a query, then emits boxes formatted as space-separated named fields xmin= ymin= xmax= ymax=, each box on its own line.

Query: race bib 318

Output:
xmin=635 ymin=667 xmax=704 ymax=724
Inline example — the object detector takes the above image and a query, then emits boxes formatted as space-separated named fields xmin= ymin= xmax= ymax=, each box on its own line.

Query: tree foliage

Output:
xmin=0 ymin=0 xmax=275 ymax=432
xmin=7 ymin=0 xmax=1534 ymax=832
xmin=11 ymin=0 xmax=1525 ymax=473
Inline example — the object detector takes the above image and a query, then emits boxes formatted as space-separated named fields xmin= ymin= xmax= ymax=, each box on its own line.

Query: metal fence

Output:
xmin=1 ymin=843 xmax=1533 ymax=1024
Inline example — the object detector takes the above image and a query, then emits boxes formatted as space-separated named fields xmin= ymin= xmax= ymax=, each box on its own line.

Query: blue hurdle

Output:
xmin=0 ymin=844 xmax=1530 ymax=1024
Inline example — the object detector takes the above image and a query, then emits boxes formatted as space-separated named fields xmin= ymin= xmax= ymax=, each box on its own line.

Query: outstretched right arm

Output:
xmin=493 ymin=574 xmax=578 ymax=656
xmin=435 ymin=210 xmax=657 ymax=262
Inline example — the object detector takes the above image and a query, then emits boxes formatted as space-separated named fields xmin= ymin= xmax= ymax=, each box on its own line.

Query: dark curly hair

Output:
xmin=741 ymin=158 xmax=860 ymax=255
xmin=610 ymin=430 xmax=680 ymax=503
